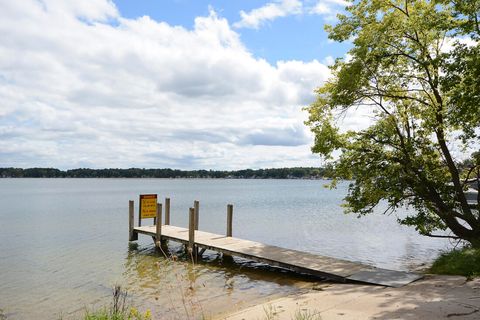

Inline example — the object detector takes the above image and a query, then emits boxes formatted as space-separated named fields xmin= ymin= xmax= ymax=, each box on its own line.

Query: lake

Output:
xmin=0 ymin=178 xmax=451 ymax=319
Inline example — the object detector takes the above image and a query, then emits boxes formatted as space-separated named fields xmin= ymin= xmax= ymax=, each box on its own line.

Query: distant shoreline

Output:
xmin=0 ymin=167 xmax=332 ymax=179
xmin=1 ymin=176 xmax=331 ymax=180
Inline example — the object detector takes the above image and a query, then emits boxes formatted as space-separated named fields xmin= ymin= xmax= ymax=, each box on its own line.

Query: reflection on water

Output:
xmin=123 ymin=241 xmax=317 ymax=320
xmin=0 ymin=178 xmax=452 ymax=319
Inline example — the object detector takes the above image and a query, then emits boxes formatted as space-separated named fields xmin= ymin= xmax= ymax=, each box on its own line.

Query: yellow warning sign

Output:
xmin=140 ymin=194 xmax=157 ymax=219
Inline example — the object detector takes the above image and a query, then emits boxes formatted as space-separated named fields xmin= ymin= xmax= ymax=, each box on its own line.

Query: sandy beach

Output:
xmin=216 ymin=275 xmax=480 ymax=320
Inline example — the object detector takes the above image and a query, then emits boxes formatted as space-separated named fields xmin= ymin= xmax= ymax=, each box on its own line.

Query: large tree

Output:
xmin=306 ymin=0 xmax=480 ymax=247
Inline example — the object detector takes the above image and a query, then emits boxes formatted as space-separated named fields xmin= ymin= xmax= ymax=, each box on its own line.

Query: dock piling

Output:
xmin=188 ymin=207 xmax=196 ymax=261
xmin=155 ymin=203 xmax=162 ymax=247
xmin=194 ymin=200 xmax=199 ymax=230
xmin=227 ymin=204 xmax=233 ymax=237
xmin=129 ymin=200 xmax=138 ymax=241
xmin=165 ymin=198 xmax=170 ymax=225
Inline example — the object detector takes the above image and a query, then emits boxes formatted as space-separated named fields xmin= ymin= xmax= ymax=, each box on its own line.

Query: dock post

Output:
xmin=129 ymin=200 xmax=138 ymax=241
xmin=223 ymin=204 xmax=234 ymax=262
xmin=153 ymin=202 xmax=157 ymax=225
xmin=138 ymin=199 xmax=141 ymax=227
xmin=188 ymin=207 xmax=196 ymax=261
xmin=155 ymin=203 xmax=162 ymax=247
xmin=227 ymin=204 xmax=233 ymax=237
xmin=194 ymin=200 xmax=199 ymax=230
xmin=193 ymin=200 xmax=200 ymax=258
xmin=165 ymin=198 xmax=170 ymax=225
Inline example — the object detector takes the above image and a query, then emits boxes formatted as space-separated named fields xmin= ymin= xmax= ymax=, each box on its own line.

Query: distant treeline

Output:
xmin=0 ymin=167 xmax=331 ymax=179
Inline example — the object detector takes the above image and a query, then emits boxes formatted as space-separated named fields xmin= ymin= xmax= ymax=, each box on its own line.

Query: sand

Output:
xmin=215 ymin=275 xmax=480 ymax=320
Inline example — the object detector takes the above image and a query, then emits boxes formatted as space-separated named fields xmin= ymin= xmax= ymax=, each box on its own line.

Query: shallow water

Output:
xmin=0 ymin=179 xmax=451 ymax=319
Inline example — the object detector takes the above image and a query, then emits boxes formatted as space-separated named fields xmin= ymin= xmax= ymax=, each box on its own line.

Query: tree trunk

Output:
xmin=442 ymin=214 xmax=480 ymax=247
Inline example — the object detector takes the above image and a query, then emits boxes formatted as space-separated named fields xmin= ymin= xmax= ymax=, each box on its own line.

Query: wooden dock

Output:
xmin=129 ymin=198 xmax=422 ymax=288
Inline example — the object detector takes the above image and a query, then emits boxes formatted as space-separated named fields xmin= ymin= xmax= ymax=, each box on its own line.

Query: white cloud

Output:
xmin=233 ymin=0 xmax=303 ymax=29
xmin=441 ymin=36 xmax=477 ymax=53
xmin=308 ymin=0 xmax=350 ymax=20
xmin=233 ymin=0 xmax=350 ymax=29
xmin=310 ymin=2 xmax=331 ymax=15
xmin=324 ymin=0 xmax=350 ymax=6
xmin=322 ymin=55 xmax=335 ymax=65
xmin=43 ymin=0 xmax=119 ymax=22
xmin=0 ymin=0 xmax=334 ymax=169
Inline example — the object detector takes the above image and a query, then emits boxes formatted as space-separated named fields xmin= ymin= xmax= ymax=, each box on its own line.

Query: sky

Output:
xmin=0 ymin=0 xmax=363 ymax=170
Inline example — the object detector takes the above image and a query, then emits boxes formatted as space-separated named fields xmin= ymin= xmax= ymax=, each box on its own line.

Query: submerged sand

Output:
xmin=216 ymin=275 xmax=480 ymax=320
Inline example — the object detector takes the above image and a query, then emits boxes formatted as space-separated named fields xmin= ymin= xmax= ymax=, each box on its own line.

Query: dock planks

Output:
xmin=133 ymin=225 xmax=422 ymax=287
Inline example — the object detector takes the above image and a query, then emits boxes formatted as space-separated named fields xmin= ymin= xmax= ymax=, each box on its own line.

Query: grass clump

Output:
xmin=84 ymin=307 xmax=150 ymax=320
xmin=293 ymin=309 xmax=322 ymax=320
xmin=262 ymin=304 xmax=278 ymax=320
xmin=261 ymin=304 xmax=322 ymax=320
xmin=430 ymin=247 xmax=480 ymax=279
xmin=84 ymin=285 xmax=151 ymax=320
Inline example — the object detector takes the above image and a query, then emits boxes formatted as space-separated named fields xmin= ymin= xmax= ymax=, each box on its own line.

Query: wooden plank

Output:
xmin=132 ymin=225 xmax=421 ymax=286
xmin=347 ymin=269 xmax=423 ymax=287
xmin=134 ymin=225 xmax=370 ymax=278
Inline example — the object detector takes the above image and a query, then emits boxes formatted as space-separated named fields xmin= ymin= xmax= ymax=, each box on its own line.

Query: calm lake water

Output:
xmin=0 ymin=178 xmax=451 ymax=319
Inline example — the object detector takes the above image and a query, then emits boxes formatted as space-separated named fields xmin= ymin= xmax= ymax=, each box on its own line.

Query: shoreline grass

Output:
xmin=83 ymin=286 xmax=151 ymax=320
xmin=429 ymin=246 xmax=480 ymax=279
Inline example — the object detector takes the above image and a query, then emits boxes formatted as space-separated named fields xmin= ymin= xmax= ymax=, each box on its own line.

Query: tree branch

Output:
xmin=424 ymin=233 xmax=460 ymax=239
xmin=389 ymin=1 xmax=408 ymax=16
xmin=463 ymin=165 xmax=480 ymax=187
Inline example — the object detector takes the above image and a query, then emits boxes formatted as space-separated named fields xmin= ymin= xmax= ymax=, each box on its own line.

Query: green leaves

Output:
xmin=441 ymin=43 xmax=480 ymax=141
xmin=306 ymin=0 xmax=480 ymax=246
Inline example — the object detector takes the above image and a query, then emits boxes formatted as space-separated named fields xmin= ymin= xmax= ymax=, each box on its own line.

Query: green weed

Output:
xmin=83 ymin=285 xmax=151 ymax=320
xmin=430 ymin=247 xmax=480 ymax=279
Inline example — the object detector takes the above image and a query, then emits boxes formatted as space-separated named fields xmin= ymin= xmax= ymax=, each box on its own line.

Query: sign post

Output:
xmin=138 ymin=194 xmax=158 ymax=226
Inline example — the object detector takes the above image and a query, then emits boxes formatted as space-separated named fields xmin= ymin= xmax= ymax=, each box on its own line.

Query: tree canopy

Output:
xmin=306 ymin=0 xmax=480 ymax=246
